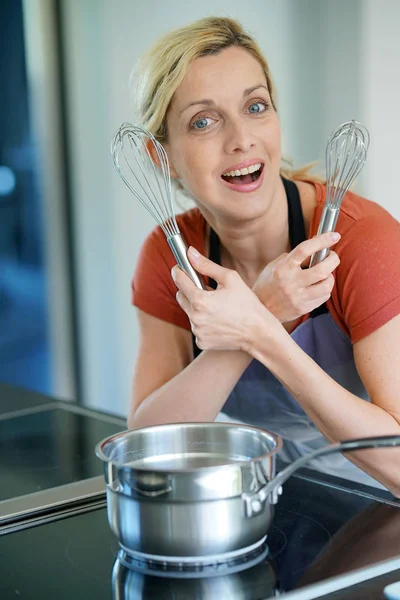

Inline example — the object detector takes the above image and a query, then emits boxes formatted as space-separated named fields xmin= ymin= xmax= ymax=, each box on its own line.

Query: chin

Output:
xmin=193 ymin=175 xmax=275 ymax=222
xmin=217 ymin=195 xmax=270 ymax=223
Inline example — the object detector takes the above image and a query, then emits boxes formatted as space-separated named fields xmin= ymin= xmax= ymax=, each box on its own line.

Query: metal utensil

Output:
xmin=95 ymin=422 xmax=400 ymax=560
xmin=111 ymin=122 xmax=205 ymax=289
xmin=309 ymin=119 xmax=370 ymax=267
xmin=96 ymin=423 xmax=281 ymax=558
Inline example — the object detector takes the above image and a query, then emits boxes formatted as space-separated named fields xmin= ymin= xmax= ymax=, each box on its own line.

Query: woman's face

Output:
xmin=165 ymin=46 xmax=282 ymax=221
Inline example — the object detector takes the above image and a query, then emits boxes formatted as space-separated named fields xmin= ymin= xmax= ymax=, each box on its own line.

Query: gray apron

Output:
xmin=193 ymin=177 xmax=386 ymax=490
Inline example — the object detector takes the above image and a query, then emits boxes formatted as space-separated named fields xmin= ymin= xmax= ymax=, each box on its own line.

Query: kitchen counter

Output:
xmin=1 ymin=384 xmax=400 ymax=599
xmin=1 ymin=472 xmax=400 ymax=599
xmin=0 ymin=383 xmax=127 ymax=530
xmin=0 ymin=382 xmax=55 ymax=415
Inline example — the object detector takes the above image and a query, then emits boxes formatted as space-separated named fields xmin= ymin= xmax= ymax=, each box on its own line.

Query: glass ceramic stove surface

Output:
xmin=2 ymin=474 xmax=400 ymax=599
xmin=0 ymin=403 xmax=126 ymax=527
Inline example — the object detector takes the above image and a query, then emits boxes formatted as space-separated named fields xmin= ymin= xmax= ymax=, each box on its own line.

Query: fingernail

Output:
xmin=330 ymin=232 xmax=341 ymax=242
xmin=189 ymin=246 xmax=200 ymax=259
xmin=171 ymin=267 xmax=177 ymax=281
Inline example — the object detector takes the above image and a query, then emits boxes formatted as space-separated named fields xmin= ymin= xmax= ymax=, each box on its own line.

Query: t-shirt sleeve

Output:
xmin=335 ymin=212 xmax=400 ymax=343
xmin=131 ymin=227 xmax=191 ymax=330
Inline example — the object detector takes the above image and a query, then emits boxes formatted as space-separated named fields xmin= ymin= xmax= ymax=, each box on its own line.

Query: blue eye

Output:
xmin=193 ymin=118 xmax=209 ymax=129
xmin=248 ymin=102 xmax=266 ymax=114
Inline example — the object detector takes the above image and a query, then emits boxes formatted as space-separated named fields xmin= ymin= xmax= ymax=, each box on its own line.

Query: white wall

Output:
xmin=361 ymin=0 xmax=400 ymax=218
xmin=60 ymin=1 xmax=123 ymax=412
xmin=60 ymin=0 xmax=400 ymax=416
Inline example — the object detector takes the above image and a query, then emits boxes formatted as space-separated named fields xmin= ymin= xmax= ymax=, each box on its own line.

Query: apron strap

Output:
xmin=192 ymin=177 xmax=327 ymax=357
xmin=283 ymin=176 xmax=307 ymax=248
xmin=207 ymin=227 xmax=220 ymax=291
xmin=282 ymin=177 xmax=328 ymax=319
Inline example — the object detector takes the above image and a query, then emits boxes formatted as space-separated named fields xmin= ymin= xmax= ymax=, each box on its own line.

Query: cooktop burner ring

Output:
xmin=117 ymin=536 xmax=269 ymax=578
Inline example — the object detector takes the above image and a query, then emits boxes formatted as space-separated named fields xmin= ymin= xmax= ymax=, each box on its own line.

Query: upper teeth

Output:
xmin=222 ymin=163 xmax=262 ymax=177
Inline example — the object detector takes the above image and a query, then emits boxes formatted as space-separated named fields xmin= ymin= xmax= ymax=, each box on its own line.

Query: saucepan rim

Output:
xmin=95 ymin=421 xmax=283 ymax=473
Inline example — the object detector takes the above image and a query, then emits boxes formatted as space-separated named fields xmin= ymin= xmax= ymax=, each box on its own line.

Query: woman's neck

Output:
xmin=219 ymin=219 xmax=290 ymax=287
xmin=205 ymin=177 xmax=291 ymax=287
xmin=201 ymin=179 xmax=317 ymax=287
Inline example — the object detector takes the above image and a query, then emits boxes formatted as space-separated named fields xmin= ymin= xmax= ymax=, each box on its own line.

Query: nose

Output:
xmin=223 ymin=118 xmax=256 ymax=155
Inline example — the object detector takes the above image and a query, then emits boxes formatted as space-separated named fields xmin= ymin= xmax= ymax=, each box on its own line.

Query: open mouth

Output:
xmin=221 ymin=163 xmax=264 ymax=185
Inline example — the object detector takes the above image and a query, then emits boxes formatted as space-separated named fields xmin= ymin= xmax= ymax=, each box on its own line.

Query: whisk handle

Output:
xmin=309 ymin=206 xmax=340 ymax=268
xmin=168 ymin=234 xmax=207 ymax=290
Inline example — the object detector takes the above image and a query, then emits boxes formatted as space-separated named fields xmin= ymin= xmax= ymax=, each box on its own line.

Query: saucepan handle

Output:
xmin=242 ymin=435 xmax=400 ymax=518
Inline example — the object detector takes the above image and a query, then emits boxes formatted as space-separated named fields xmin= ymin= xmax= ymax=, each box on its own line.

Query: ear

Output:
xmin=145 ymin=139 xmax=179 ymax=179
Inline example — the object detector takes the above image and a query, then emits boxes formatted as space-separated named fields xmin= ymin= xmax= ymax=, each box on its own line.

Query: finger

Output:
xmin=175 ymin=290 xmax=191 ymax=314
xmin=307 ymin=274 xmax=335 ymax=300
xmin=187 ymin=247 xmax=232 ymax=285
xmin=302 ymin=251 xmax=340 ymax=285
xmin=171 ymin=265 xmax=200 ymax=302
xmin=293 ymin=279 xmax=334 ymax=315
xmin=290 ymin=232 xmax=341 ymax=266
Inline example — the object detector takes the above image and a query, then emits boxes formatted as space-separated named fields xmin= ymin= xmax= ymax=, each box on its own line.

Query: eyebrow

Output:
xmin=179 ymin=84 xmax=269 ymax=116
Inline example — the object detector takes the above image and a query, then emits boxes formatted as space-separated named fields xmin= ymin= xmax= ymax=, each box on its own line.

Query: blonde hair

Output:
xmin=133 ymin=16 xmax=322 ymax=183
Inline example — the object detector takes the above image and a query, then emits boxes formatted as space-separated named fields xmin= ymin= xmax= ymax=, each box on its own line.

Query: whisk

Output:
xmin=111 ymin=122 xmax=206 ymax=289
xmin=309 ymin=119 xmax=370 ymax=267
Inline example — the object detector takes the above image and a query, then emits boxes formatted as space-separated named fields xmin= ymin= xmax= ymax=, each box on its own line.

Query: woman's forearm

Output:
xmin=129 ymin=350 xmax=252 ymax=429
xmin=249 ymin=320 xmax=400 ymax=494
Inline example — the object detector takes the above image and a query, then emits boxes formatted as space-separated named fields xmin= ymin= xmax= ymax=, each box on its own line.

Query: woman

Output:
xmin=129 ymin=17 xmax=400 ymax=493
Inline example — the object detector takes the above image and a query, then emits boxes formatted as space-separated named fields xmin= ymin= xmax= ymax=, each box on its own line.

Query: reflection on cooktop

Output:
xmin=2 ymin=476 xmax=399 ymax=599
xmin=0 ymin=407 xmax=125 ymax=502
xmin=112 ymin=547 xmax=277 ymax=599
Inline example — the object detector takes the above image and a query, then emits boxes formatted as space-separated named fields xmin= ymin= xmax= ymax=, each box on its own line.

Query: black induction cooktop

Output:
xmin=0 ymin=402 xmax=126 ymax=527
xmin=1 ymin=474 xmax=400 ymax=599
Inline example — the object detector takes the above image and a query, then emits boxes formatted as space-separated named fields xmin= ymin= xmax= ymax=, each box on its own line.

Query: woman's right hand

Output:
xmin=253 ymin=232 xmax=341 ymax=325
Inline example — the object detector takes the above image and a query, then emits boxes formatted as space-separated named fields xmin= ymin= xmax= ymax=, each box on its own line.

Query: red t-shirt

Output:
xmin=131 ymin=181 xmax=400 ymax=344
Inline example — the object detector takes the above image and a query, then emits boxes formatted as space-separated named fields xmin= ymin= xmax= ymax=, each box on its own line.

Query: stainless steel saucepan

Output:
xmin=95 ymin=422 xmax=400 ymax=560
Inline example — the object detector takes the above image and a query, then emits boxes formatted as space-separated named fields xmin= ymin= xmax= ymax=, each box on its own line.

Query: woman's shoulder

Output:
xmin=307 ymin=181 xmax=399 ymax=238
xmin=137 ymin=207 xmax=206 ymax=276
xmin=131 ymin=207 xmax=205 ymax=331
xmin=144 ymin=207 xmax=205 ymax=250
xmin=309 ymin=184 xmax=400 ymax=344
xmin=176 ymin=207 xmax=206 ymax=243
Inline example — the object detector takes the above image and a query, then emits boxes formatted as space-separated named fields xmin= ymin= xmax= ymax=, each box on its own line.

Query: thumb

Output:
xmin=188 ymin=246 xmax=230 ymax=284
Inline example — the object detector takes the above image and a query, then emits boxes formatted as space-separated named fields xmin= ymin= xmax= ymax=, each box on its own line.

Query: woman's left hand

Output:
xmin=171 ymin=246 xmax=280 ymax=352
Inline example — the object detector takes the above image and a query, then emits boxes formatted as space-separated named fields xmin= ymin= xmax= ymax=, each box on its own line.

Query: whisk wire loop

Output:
xmin=309 ymin=119 xmax=370 ymax=267
xmin=111 ymin=122 xmax=206 ymax=290
xmin=112 ymin=123 xmax=180 ymax=238
xmin=325 ymin=120 xmax=368 ymax=210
